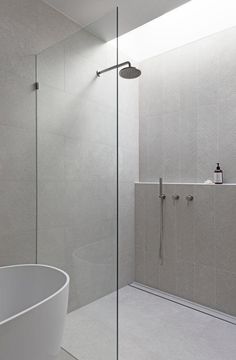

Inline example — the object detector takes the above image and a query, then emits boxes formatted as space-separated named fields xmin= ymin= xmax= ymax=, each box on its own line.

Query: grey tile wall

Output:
xmin=0 ymin=0 xmax=79 ymax=271
xmin=135 ymin=183 xmax=236 ymax=316
xmin=37 ymin=25 xmax=139 ymax=311
xmin=139 ymin=26 xmax=236 ymax=184
xmin=0 ymin=58 xmax=36 ymax=266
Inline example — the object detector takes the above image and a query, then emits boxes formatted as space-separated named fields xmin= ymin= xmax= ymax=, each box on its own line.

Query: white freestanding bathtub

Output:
xmin=0 ymin=264 xmax=69 ymax=360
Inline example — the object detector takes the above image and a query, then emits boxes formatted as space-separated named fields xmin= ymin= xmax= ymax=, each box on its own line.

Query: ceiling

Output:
xmin=42 ymin=0 xmax=190 ymax=37
xmin=0 ymin=0 xmax=190 ymax=68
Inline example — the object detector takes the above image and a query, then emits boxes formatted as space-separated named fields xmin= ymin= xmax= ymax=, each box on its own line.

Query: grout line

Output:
xmin=129 ymin=283 xmax=236 ymax=326
xmin=61 ymin=347 xmax=80 ymax=360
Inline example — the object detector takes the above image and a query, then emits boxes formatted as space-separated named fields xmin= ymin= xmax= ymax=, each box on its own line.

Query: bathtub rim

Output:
xmin=0 ymin=264 xmax=70 ymax=326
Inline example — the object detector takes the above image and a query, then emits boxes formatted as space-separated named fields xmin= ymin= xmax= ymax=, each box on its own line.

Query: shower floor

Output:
xmin=62 ymin=285 xmax=236 ymax=360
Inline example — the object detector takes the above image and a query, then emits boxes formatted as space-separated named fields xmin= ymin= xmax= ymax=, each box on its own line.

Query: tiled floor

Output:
xmin=63 ymin=285 xmax=236 ymax=360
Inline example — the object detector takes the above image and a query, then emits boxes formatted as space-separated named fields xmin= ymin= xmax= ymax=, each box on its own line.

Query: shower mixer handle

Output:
xmin=172 ymin=194 xmax=180 ymax=200
xmin=186 ymin=195 xmax=194 ymax=201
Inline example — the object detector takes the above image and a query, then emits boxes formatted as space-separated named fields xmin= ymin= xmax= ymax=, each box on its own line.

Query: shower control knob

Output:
xmin=172 ymin=194 xmax=179 ymax=200
xmin=186 ymin=195 xmax=194 ymax=201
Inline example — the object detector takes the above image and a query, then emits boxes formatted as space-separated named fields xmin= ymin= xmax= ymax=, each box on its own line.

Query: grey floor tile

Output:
xmin=62 ymin=286 xmax=236 ymax=360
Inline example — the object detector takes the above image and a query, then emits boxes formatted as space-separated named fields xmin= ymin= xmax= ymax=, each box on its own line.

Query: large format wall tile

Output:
xmin=0 ymin=179 xmax=36 ymax=267
xmin=159 ymin=257 xmax=177 ymax=294
xmin=176 ymin=185 xmax=195 ymax=263
xmin=197 ymin=104 xmax=218 ymax=182
xmin=162 ymin=111 xmax=180 ymax=182
xmin=194 ymin=264 xmax=216 ymax=308
xmin=139 ymin=57 xmax=163 ymax=117
xmin=37 ymin=24 xmax=139 ymax=311
xmin=0 ymin=229 xmax=36 ymax=266
xmin=38 ymin=132 xmax=65 ymax=181
xmin=196 ymin=35 xmax=219 ymax=107
xmin=65 ymin=51 xmax=116 ymax=110
xmin=38 ymin=181 xmax=67 ymax=229
xmin=0 ymin=126 xmax=35 ymax=181
xmin=162 ymin=184 xmax=177 ymax=260
xmin=139 ymin=26 xmax=236 ymax=183
xmin=139 ymin=115 xmax=148 ymax=182
xmin=37 ymin=227 xmax=68 ymax=270
xmin=119 ymin=147 xmax=139 ymax=183
xmin=135 ymin=183 xmax=236 ymax=316
xmin=194 ymin=185 xmax=215 ymax=266
xmin=119 ymin=182 xmax=135 ymax=264
xmin=137 ymin=27 xmax=236 ymax=317
xmin=65 ymin=218 xmax=116 ymax=250
xmin=71 ymin=237 xmax=116 ymax=308
xmin=179 ymin=108 xmax=197 ymax=182
xmin=64 ymin=29 xmax=113 ymax=76
xmin=0 ymin=180 xmax=35 ymax=234
xmin=214 ymin=186 xmax=236 ymax=274
xmin=216 ymin=270 xmax=236 ymax=316
xmin=179 ymin=42 xmax=198 ymax=112
xmin=146 ymin=115 xmax=163 ymax=181
xmin=38 ymin=84 xmax=72 ymax=136
xmin=119 ymin=259 xmax=135 ymax=289
xmin=119 ymin=113 xmax=139 ymax=152
xmin=218 ymin=27 xmax=236 ymax=99
xmin=162 ymin=49 xmax=181 ymax=114
xmin=65 ymin=180 xmax=116 ymax=228
xmin=176 ymin=260 xmax=194 ymax=301
xmin=65 ymin=138 xmax=115 ymax=183
xmin=0 ymin=54 xmax=35 ymax=83
xmin=145 ymin=184 xmax=160 ymax=288
xmin=119 ymin=75 xmax=139 ymax=119
xmin=38 ymin=42 xmax=65 ymax=90
xmin=0 ymin=70 xmax=35 ymax=130
xmin=139 ymin=113 xmax=163 ymax=182
xmin=135 ymin=184 xmax=146 ymax=284
xmin=218 ymin=95 xmax=236 ymax=183
xmin=0 ymin=39 xmax=36 ymax=267
xmin=64 ymin=99 xmax=116 ymax=146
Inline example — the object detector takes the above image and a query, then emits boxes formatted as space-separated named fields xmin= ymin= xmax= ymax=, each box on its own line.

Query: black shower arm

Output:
xmin=96 ymin=61 xmax=131 ymax=77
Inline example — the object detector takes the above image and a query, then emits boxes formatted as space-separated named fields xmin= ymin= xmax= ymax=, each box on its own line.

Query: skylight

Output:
xmin=114 ymin=0 xmax=236 ymax=62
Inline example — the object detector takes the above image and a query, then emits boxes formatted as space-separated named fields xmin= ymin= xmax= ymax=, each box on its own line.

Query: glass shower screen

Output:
xmin=36 ymin=8 xmax=118 ymax=360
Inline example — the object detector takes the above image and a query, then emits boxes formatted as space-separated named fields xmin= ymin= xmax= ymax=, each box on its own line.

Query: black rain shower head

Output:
xmin=96 ymin=61 xmax=141 ymax=79
xmin=119 ymin=66 xmax=141 ymax=79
